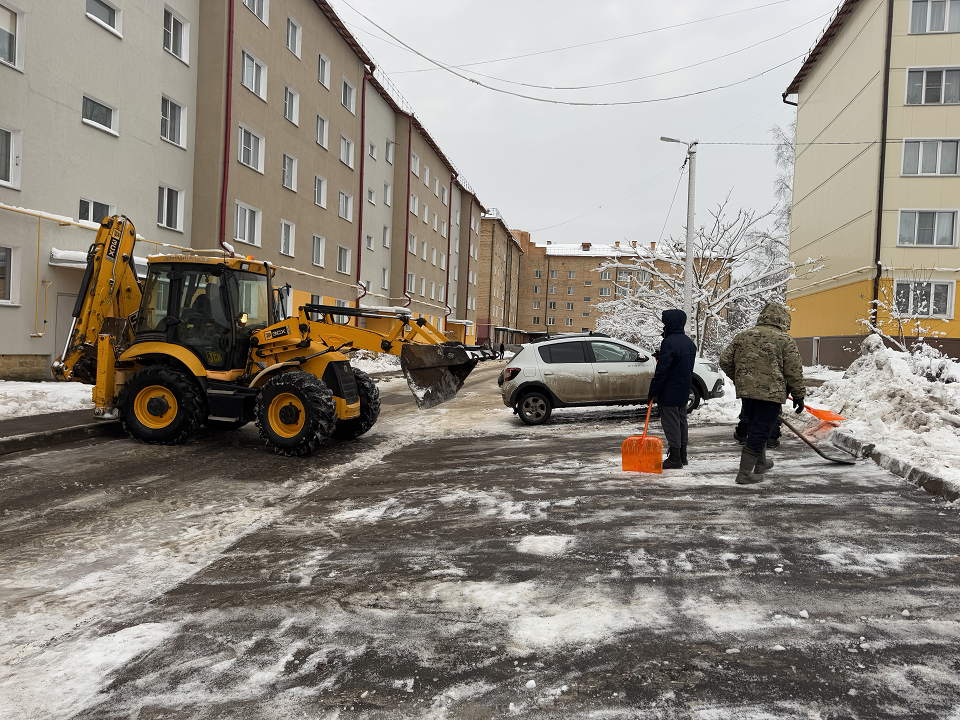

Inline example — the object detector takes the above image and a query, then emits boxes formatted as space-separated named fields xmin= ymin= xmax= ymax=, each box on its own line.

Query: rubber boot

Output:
xmin=735 ymin=447 xmax=763 ymax=485
xmin=754 ymin=446 xmax=774 ymax=473
xmin=663 ymin=447 xmax=683 ymax=470
xmin=680 ymin=445 xmax=688 ymax=466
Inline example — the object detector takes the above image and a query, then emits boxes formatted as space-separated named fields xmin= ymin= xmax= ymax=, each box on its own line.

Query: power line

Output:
xmin=658 ymin=168 xmax=688 ymax=247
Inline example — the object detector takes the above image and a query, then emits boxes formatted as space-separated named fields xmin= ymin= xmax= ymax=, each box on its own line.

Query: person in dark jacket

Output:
xmin=499 ymin=342 xmax=505 ymax=359
xmin=647 ymin=309 xmax=697 ymax=469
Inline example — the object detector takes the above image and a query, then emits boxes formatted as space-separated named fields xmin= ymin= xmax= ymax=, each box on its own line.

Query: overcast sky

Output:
xmin=328 ymin=0 xmax=841 ymax=246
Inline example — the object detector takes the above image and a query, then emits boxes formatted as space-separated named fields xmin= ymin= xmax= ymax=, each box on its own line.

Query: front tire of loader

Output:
xmin=118 ymin=366 xmax=204 ymax=445
xmin=333 ymin=369 xmax=381 ymax=440
xmin=255 ymin=371 xmax=336 ymax=457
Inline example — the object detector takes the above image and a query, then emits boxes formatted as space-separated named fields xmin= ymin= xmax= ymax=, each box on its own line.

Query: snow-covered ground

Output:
xmin=349 ymin=350 xmax=402 ymax=375
xmin=0 ymin=380 xmax=93 ymax=421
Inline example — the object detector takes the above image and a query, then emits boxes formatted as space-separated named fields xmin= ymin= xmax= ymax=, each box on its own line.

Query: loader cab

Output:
xmin=134 ymin=259 xmax=272 ymax=370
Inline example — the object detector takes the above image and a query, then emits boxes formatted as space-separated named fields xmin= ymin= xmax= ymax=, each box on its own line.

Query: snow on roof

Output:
xmin=359 ymin=304 xmax=413 ymax=316
xmin=50 ymin=247 xmax=148 ymax=269
xmin=539 ymin=243 xmax=642 ymax=258
xmin=446 ymin=319 xmax=474 ymax=326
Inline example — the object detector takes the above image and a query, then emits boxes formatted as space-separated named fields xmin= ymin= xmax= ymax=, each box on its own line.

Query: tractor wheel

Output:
xmin=255 ymin=371 xmax=336 ymax=457
xmin=333 ymin=369 xmax=381 ymax=440
xmin=118 ymin=366 xmax=204 ymax=445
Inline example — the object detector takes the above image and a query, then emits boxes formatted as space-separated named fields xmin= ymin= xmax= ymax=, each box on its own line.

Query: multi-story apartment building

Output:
xmin=0 ymin=0 xmax=200 ymax=379
xmin=477 ymin=210 xmax=523 ymax=345
xmin=785 ymin=0 xmax=960 ymax=366
xmin=451 ymin=181 xmax=483 ymax=345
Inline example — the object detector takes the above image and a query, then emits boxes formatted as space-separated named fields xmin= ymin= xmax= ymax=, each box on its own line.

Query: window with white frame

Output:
xmin=338 ymin=191 xmax=353 ymax=221
xmin=280 ymin=220 xmax=295 ymax=256
xmin=532 ymin=301 xmax=541 ymax=310
xmin=234 ymin=200 xmax=261 ymax=246
xmin=907 ymin=68 xmax=960 ymax=104
xmin=424 ymin=165 xmax=430 ymax=186
xmin=548 ymin=301 xmax=556 ymax=310
xmin=82 ymin=95 xmax=117 ymax=134
xmin=383 ymin=182 xmax=392 ymax=206
xmin=583 ymin=312 xmax=591 ymax=317
xmin=336 ymin=246 xmax=351 ymax=274
xmin=382 ymin=226 xmax=391 ymax=247
xmin=532 ymin=316 xmax=540 ymax=325
xmin=584 ymin=280 xmax=592 ymax=286
xmin=340 ymin=135 xmax=354 ymax=168
xmin=549 ymin=285 xmax=557 ymax=294
xmin=0 ymin=125 xmax=21 ymax=189
xmin=341 ymin=78 xmax=356 ymax=113
xmin=439 ymin=285 xmax=445 ymax=302
xmin=314 ymin=176 xmax=327 ymax=208
xmin=241 ymin=50 xmax=267 ymax=99
xmin=600 ymin=270 xmax=612 ymax=280
xmin=420 ymin=277 xmax=426 ymax=296
xmin=440 ymin=220 xmax=447 ymax=238
xmin=903 ymin=139 xmax=959 ymax=175
xmin=432 ymin=212 xmax=438 ymax=232
xmin=899 ymin=210 xmax=957 ymax=245
xmin=434 ymin=178 xmax=439 ymax=197
xmin=160 ymin=96 xmax=183 ymax=146
xmin=316 ymin=114 xmax=329 ymax=148
xmin=79 ymin=197 xmax=112 ymax=224
xmin=568 ymin=270 xmax=576 ymax=279
xmin=385 ymin=141 xmax=395 ymax=164
xmin=367 ymin=187 xmax=375 ymax=205
xmin=910 ymin=0 xmax=960 ymax=33
xmin=599 ymin=287 xmax=612 ymax=296
xmin=456 ymin=210 xmax=460 ymax=225
xmin=547 ymin=317 xmax=555 ymax=326
xmin=283 ymin=86 xmax=299 ymax=124
xmin=406 ymin=272 xmax=414 ymax=292
xmin=895 ymin=278 xmax=954 ymax=317
xmin=408 ymin=233 xmax=417 ymax=253
xmin=431 ymin=247 xmax=437 ymax=265
xmin=566 ymin=302 xmax=574 ymax=310
xmin=410 ymin=193 xmax=419 ymax=214
xmin=312 ymin=235 xmax=325 ymax=266
xmin=86 ymin=0 xmax=121 ymax=35
xmin=317 ymin=52 xmax=330 ymax=87
xmin=242 ymin=0 xmax=268 ymax=24
xmin=365 ymin=234 xmax=374 ymax=250
xmin=0 ymin=3 xmax=22 ymax=69
xmin=381 ymin=267 xmax=389 ymax=289
xmin=368 ymin=142 xmax=377 ymax=160
xmin=584 ymin=295 xmax=591 ymax=301
xmin=286 ymin=16 xmax=301 ymax=57
xmin=421 ymin=240 xmax=427 ymax=261
xmin=0 ymin=244 xmax=16 ymax=303
xmin=281 ymin=153 xmax=297 ymax=191
xmin=422 ymin=204 xmax=428 ymax=223
xmin=430 ymin=281 xmax=436 ymax=300
xmin=411 ymin=153 xmax=420 ymax=177
xmin=440 ymin=253 xmax=446 ymax=270
xmin=157 ymin=185 xmax=180 ymax=230
xmin=565 ymin=318 xmax=574 ymax=327
xmin=163 ymin=7 xmax=188 ymax=62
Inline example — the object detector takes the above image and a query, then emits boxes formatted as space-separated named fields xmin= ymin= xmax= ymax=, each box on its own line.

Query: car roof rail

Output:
xmin=528 ymin=331 xmax=610 ymax=344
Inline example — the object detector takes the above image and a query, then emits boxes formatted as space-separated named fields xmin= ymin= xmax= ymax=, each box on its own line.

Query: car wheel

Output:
xmin=517 ymin=391 xmax=552 ymax=426
xmin=686 ymin=385 xmax=703 ymax=414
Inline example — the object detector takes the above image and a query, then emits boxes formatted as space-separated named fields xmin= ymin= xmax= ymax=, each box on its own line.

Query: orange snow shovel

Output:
xmin=790 ymin=397 xmax=846 ymax=424
xmin=622 ymin=402 xmax=663 ymax=473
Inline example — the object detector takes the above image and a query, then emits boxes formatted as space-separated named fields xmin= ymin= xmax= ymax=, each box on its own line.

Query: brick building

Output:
xmin=476 ymin=209 xmax=523 ymax=345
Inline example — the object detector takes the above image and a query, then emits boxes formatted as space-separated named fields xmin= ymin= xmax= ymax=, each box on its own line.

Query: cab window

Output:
xmin=134 ymin=264 xmax=172 ymax=333
xmin=590 ymin=341 xmax=640 ymax=363
xmin=538 ymin=341 xmax=587 ymax=364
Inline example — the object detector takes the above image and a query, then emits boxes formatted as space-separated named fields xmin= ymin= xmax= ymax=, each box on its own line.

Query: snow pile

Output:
xmin=349 ymin=350 xmax=401 ymax=375
xmin=810 ymin=335 xmax=960 ymax=484
xmin=689 ymin=370 xmax=740 ymax=425
xmin=0 ymin=380 xmax=94 ymax=420
xmin=909 ymin=343 xmax=960 ymax=384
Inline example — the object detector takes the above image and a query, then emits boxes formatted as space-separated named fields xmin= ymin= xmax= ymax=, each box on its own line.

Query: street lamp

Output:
xmin=660 ymin=136 xmax=698 ymax=343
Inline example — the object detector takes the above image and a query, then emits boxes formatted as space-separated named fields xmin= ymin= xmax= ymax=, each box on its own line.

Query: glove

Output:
xmin=793 ymin=396 xmax=805 ymax=414
xmin=647 ymin=394 xmax=657 ymax=404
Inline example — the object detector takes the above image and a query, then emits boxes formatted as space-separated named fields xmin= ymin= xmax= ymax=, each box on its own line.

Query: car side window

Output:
xmin=590 ymin=341 xmax=639 ymax=363
xmin=538 ymin=341 xmax=587 ymax=364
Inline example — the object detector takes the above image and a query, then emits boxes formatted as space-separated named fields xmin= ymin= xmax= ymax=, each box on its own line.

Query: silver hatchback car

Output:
xmin=499 ymin=333 xmax=724 ymax=425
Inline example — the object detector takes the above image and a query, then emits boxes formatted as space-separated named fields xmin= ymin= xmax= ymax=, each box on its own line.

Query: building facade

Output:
xmin=785 ymin=0 xmax=960 ymax=366
xmin=476 ymin=210 xmax=523 ymax=345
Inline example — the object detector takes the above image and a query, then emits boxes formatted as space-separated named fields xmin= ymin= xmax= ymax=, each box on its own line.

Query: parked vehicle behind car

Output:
xmin=498 ymin=333 xmax=724 ymax=426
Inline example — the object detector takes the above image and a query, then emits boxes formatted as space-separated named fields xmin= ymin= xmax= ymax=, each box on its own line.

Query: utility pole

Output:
xmin=661 ymin=136 xmax=698 ymax=343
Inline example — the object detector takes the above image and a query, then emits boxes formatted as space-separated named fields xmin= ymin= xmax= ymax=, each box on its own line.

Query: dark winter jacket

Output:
xmin=719 ymin=302 xmax=805 ymax=404
xmin=647 ymin=309 xmax=697 ymax=406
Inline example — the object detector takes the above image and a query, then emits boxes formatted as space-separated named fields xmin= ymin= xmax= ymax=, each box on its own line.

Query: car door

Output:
xmin=536 ymin=341 xmax=596 ymax=403
xmin=587 ymin=340 xmax=654 ymax=401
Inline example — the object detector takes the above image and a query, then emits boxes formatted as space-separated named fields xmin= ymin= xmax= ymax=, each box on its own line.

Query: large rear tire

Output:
xmin=333 ymin=369 xmax=381 ymax=440
xmin=118 ymin=366 xmax=204 ymax=445
xmin=255 ymin=371 xmax=336 ymax=457
xmin=517 ymin=390 xmax=552 ymax=426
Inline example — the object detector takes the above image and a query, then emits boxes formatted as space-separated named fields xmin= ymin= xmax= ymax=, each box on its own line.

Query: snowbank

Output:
xmin=0 ymin=380 xmax=94 ymax=420
xmin=349 ymin=350 xmax=401 ymax=375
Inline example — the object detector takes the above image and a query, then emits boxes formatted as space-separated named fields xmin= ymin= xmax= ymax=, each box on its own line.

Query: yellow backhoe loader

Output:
xmin=53 ymin=215 xmax=492 ymax=456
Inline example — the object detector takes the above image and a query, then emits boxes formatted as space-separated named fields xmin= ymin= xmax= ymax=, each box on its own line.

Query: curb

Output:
xmin=829 ymin=429 xmax=960 ymax=502
xmin=0 ymin=421 xmax=123 ymax=457
xmin=369 ymin=370 xmax=404 ymax=382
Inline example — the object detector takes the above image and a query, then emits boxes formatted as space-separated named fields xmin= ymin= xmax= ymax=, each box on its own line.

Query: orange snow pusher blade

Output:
xmin=622 ymin=403 xmax=663 ymax=473
xmin=790 ymin=397 xmax=846 ymax=423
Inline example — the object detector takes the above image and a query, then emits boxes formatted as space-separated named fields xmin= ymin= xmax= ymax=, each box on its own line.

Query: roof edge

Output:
xmin=312 ymin=0 xmax=375 ymax=71
xmin=784 ymin=0 xmax=861 ymax=96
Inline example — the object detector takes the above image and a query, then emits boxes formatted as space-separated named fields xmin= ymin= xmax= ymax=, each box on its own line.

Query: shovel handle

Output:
xmin=778 ymin=413 xmax=857 ymax=465
xmin=641 ymin=401 xmax=653 ymax=443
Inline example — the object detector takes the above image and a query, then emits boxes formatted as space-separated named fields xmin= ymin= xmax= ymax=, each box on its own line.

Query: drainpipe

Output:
xmin=217 ymin=0 xmax=236 ymax=257
xmin=544 ymin=254 xmax=550 ymax=334
xmin=443 ymin=172 xmax=454 ymax=323
xmin=401 ymin=114 xmax=413 ymax=308
xmin=781 ymin=92 xmax=798 ymax=107
xmin=487 ymin=219 xmax=495 ymax=345
xmin=464 ymin=195 xmax=473 ymax=340
xmin=355 ymin=71 xmax=371 ymax=323
xmin=872 ymin=0 xmax=896 ymax=308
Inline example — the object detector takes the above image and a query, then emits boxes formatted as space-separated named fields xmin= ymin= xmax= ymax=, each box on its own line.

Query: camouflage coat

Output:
xmin=719 ymin=303 xmax=805 ymax=404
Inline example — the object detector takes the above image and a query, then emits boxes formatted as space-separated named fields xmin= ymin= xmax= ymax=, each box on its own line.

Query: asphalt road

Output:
xmin=2 ymin=363 xmax=960 ymax=719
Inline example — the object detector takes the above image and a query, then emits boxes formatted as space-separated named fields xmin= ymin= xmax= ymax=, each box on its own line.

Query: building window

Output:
xmin=280 ymin=220 xmax=295 ymax=256
xmin=0 ymin=3 xmax=21 ymax=68
xmin=163 ymin=7 xmax=188 ymax=62
xmin=565 ymin=318 xmax=574 ymax=327
xmin=86 ymin=0 xmax=121 ymax=35
xmin=903 ymin=139 xmax=959 ymax=175
xmin=367 ymin=187 xmax=376 ymax=205
xmin=599 ymin=287 xmax=612 ymax=296
xmin=583 ymin=296 xmax=591 ymax=302
xmin=384 ymin=182 xmax=392 ymax=206
xmin=532 ymin=316 xmax=540 ymax=325
xmin=284 ymin=86 xmax=299 ymax=124
xmin=408 ymin=233 xmax=417 ymax=254
xmin=898 ymin=210 xmax=957 ymax=245
xmin=566 ymin=302 xmax=574 ymax=310
xmin=82 ymin=95 xmax=117 ymax=134
xmin=534 ymin=285 xmax=541 ymax=294
xmin=549 ymin=286 xmax=557 ymax=294
xmin=411 ymin=153 xmax=420 ymax=177
xmin=242 ymin=0 xmax=268 ymax=24
xmin=338 ymin=191 xmax=353 ymax=221
xmin=314 ymin=175 xmax=327 ymax=208
xmin=340 ymin=135 xmax=354 ymax=168
xmin=386 ymin=141 xmax=395 ymax=164
xmin=234 ymin=201 xmax=260 ymax=246
xmin=618 ymin=270 xmax=632 ymax=281
xmin=568 ymin=270 xmax=576 ymax=279
xmin=383 ymin=226 xmax=391 ymax=248
xmin=906 ymin=68 xmax=960 ymax=104
xmin=0 ymin=125 xmax=20 ymax=188
xmin=600 ymin=271 xmax=612 ymax=280
xmin=337 ymin=246 xmax=351 ymax=274
xmin=583 ymin=312 xmax=591 ymax=317
xmin=410 ymin=193 xmax=419 ymax=214
xmin=895 ymin=279 xmax=954 ymax=317
xmin=316 ymin=114 xmax=329 ymax=148
xmin=910 ymin=0 xmax=960 ymax=33
xmin=550 ymin=269 xmax=557 ymax=279
xmin=433 ymin=212 xmax=438 ymax=232
xmin=160 ymin=97 xmax=183 ymax=146
xmin=239 ymin=126 xmax=263 ymax=171
xmin=439 ymin=285 xmax=445 ymax=302
xmin=584 ymin=280 xmax=592 ymax=286
xmin=241 ymin=51 xmax=267 ymax=100
xmin=286 ymin=17 xmax=301 ymax=57
xmin=156 ymin=185 xmax=180 ymax=230
xmin=441 ymin=186 xmax=448 ymax=205
xmin=441 ymin=220 xmax=447 ymax=238
xmin=281 ymin=153 xmax=297 ymax=191
xmin=548 ymin=301 xmax=557 ymax=310
xmin=317 ymin=52 xmax=330 ymax=88
xmin=365 ymin=235 xmax=374 ymax=250
xmin=0 ymin=245 xmax=14 ymax=302
xmin=533 ymin=301 xmax=541 ymax=309
xmin=534 ymin=269 xmax=542 ymax=278
xmin=424 ymin=165 xmax=430 ymax=186
xmin=420 ymin=277 xmax=426 ymax=296
xmin=421 ymin=240 xmax=427 ymax=260
xmin=312 ymin=235 xmax=325 ymax=267
xmin=567 ymin=286 xmax=575 ymax=295
xmin=434 ymin=178 xmax=440 ymax=196
xmin=440 ymin=252 xmax=446 ymax=270
xmin=381 ymin=268 xmax=389 ymax=289
xmin=406 ymin=273 xmax=415 ymax=292
xmin=430 ymin=281 xmax=436 ymax=300
xmin=341 ymin=78 xmax=356 ymax=113
xmin=431 ymin=247 xmax=437 ymax=265
xmin=79 ymin=198 xmax=112 ymax=224
xmin=368 ymin=142 xmax=377 ymax=160
xmin=547 ymin=317 xmax=555 ymax=326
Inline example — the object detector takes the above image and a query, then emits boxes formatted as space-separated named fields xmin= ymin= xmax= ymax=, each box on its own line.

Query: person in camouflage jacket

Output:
xmin=719 ymin=302 xmax=805 ymax=485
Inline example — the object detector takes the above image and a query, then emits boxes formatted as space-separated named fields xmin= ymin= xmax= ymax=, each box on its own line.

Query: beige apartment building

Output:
xmin=785 ymin=0 xmax=960 ymax=365
xmin=476 ymin=210 xmax=523 ymax=345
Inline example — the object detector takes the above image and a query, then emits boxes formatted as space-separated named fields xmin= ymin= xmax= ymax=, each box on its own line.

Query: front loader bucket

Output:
xmin=400 ymin=343 xmax=495 ymax=409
